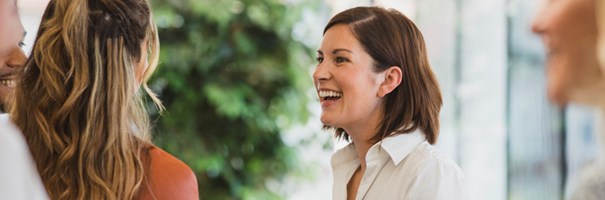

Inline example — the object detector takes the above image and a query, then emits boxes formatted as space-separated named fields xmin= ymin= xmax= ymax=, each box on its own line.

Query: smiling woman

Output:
xmin=314 ymin=6 xmax=468 ymax=200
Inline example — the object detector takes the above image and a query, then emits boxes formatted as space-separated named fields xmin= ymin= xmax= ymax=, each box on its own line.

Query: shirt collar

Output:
xmin=379 ymin=129 xmax=426 ymax=166
xmin=331 ymin=129 xmax=427 ymax=167
xmin=331 ymin=142 xmax=358 ymax=168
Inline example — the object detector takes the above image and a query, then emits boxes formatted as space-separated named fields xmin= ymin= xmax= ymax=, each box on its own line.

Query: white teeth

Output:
xmin=0 ymin=80 xmax=15 ymax=88
xmin=319 ymin=90 xmax=343 ymax=98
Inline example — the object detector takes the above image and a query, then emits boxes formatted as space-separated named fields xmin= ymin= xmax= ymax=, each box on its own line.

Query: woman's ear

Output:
xmin=378 ymin=66 xmax=402 ymax=97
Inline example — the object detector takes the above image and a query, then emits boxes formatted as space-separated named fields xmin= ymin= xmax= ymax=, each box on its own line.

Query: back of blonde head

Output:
xmin=9 ymin=0 xmax=161 ymax=199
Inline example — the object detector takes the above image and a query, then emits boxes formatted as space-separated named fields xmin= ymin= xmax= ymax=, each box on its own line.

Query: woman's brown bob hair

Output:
xmin=324 ymin=7 xmax=442 ymax=144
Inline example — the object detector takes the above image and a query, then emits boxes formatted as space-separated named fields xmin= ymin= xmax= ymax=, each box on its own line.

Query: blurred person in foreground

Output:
xmin=533 ymin=0 xmax=605 ymax=199
xmin=0 ymin=0 xmax=48 ymax=199
xmin=313 ymin=6 xmax=468 ymax=200
xmin=9 ymin=0 xmax=198 ymax=199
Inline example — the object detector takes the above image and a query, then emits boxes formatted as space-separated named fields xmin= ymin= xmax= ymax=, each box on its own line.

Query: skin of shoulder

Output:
xmin=138 ymin=147 xmax=199 ymax=200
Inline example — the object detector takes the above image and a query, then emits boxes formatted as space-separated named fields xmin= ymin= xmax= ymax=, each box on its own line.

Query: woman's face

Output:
xmin=532 ymin=0 xmax=605 ymax=105
xmin=313 ymin=24 xmax=386 ymax=132
xmin=0 ymin=0 xmax=26 ymax=104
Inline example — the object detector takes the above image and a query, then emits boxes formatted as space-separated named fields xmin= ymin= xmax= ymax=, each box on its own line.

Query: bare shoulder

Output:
xmin=139 ymin=146 xmax=199 ymax=200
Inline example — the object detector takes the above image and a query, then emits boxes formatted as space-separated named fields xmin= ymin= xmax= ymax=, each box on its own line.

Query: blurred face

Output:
xmin=532 ymin=0 xmax=605 ymax=105
xmin=0 ymin=0 xmax=26 ymax=106
xmin=313 ymin=24 xmax=385 ymax=133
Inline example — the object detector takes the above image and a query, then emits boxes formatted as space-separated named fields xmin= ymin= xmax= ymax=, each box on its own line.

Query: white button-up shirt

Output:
xmin=331 ymin=130 xmax=468 ymax=200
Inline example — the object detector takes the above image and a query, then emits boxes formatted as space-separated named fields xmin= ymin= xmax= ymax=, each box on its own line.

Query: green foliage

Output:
xmin=149 ymin=0 xmax=318 ymax=199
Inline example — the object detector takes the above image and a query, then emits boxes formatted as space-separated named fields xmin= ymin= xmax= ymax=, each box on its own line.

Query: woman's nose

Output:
xmin=312 ymin=64 xmax=331 ymax=84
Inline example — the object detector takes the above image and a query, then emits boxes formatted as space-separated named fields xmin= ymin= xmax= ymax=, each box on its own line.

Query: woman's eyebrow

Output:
xmin=317 ymin=48 xmax=354 ymax=55
xmin=332 ymin=48 xmax=353 ymax=54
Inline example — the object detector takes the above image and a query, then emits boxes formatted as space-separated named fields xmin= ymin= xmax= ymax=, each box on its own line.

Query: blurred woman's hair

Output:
xmin=9 ymin=0 xmax=162 ymax=198
xmin=324 ymin=7 xmax=442 ymax=144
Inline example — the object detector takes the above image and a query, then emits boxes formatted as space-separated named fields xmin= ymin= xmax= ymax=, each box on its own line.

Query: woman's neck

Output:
xmin=350 ymin=134 xmax=373 ymax=170
xmin=345 ymin=112 xmax=383 ymax=171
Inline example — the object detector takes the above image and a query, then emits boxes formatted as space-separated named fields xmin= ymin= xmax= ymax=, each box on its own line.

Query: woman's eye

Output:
xmin=18 ymin=42 xmax=26 ymax=48
xmin=335 ymin=57 xmax=348 ymax=63
xmin=316 ymin=57 xmax=324 ymax=63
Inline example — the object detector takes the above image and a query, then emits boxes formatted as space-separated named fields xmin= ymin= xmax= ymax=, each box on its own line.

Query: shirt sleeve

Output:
xmin=403 ymin=158 xmax=469 ymax=200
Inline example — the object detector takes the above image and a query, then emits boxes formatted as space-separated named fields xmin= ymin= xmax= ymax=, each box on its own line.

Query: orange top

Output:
xmin=138 ymin=146 xmax=199 ymax=200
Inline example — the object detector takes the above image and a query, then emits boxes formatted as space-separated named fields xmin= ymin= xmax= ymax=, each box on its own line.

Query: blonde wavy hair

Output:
xmin=9 ymin=0 xmax=162 ymax=199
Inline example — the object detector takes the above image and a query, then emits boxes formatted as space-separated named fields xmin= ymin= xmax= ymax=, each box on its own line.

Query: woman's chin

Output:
xmin=319 ymin=116 xmax=335 ymax=127
xmin=547 ymin=90 xmax=567 ymax=107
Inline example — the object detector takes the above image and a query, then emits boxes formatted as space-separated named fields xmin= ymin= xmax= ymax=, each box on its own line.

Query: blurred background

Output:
xmin=17 ymin=0 xmax=603 ymax=199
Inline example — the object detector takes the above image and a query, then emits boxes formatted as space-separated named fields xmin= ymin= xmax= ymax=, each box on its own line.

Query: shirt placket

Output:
xmin=333 ymin=159 xmax=361 ymax=200
xmin=356 ymin=148 xmax=389 ymax=200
